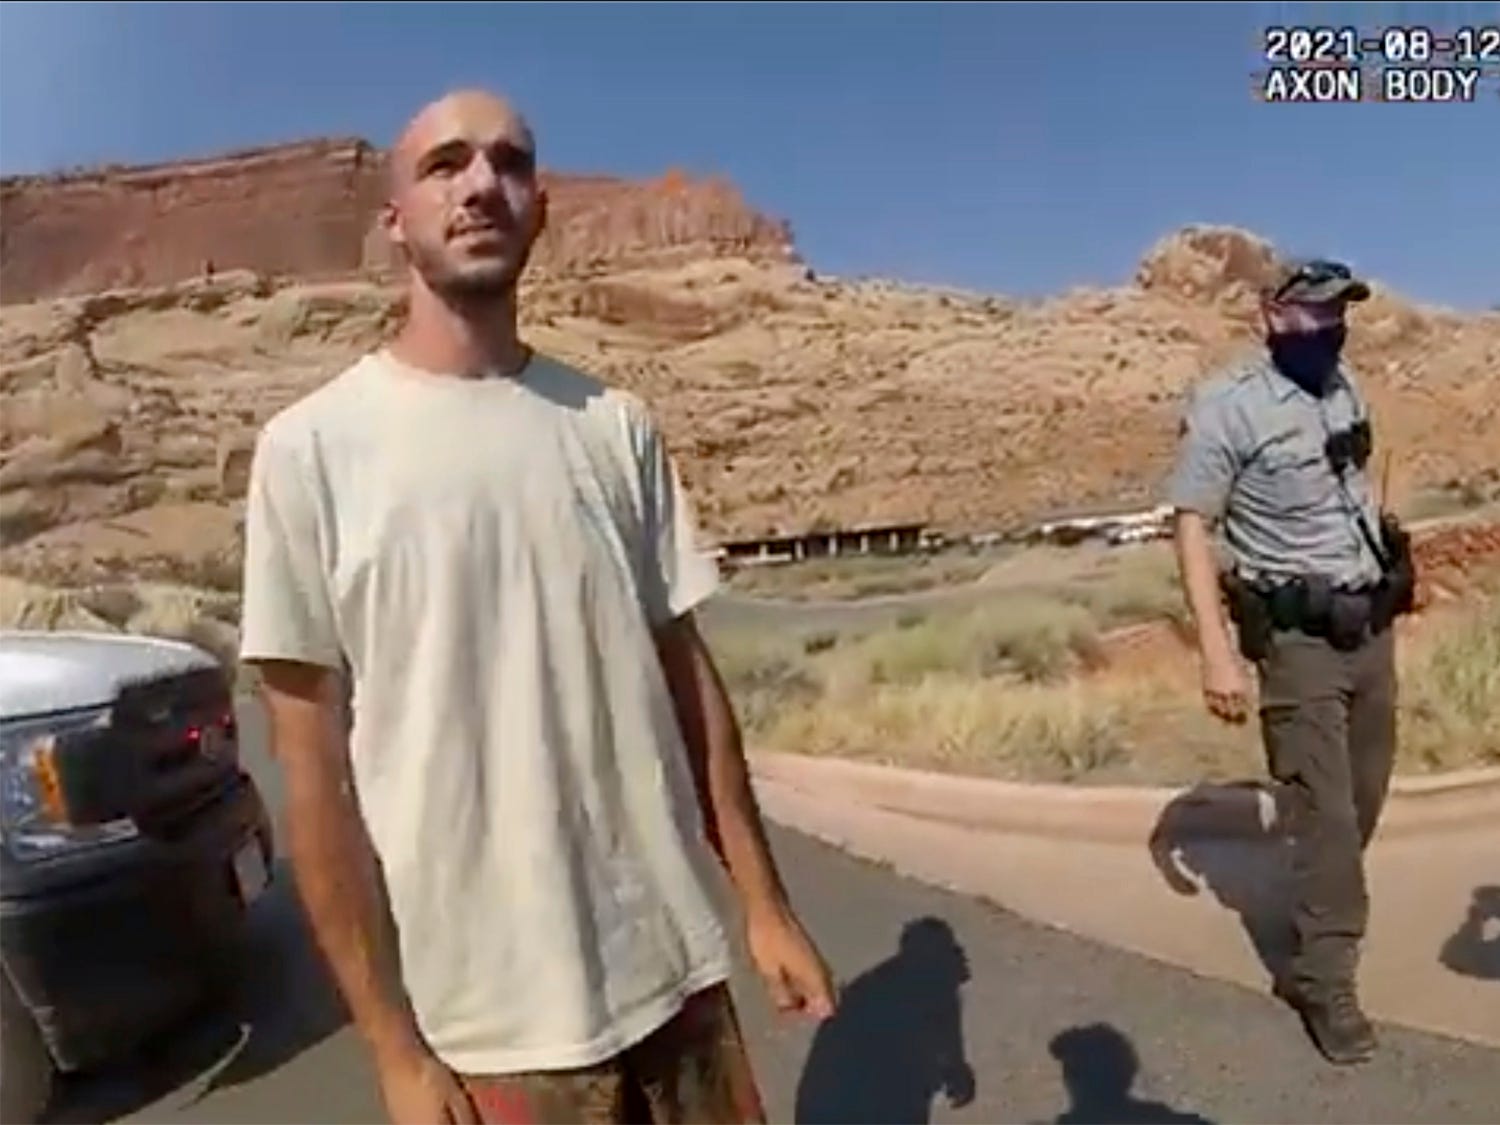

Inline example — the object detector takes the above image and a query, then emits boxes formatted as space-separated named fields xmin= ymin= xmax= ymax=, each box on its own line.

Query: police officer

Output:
xmin=1167 ymin=258 xmax=1415 ymax=1066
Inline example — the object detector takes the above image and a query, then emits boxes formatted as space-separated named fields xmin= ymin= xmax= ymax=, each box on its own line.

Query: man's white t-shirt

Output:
xmin=238 ymin=349 xmax=736 ymax=1076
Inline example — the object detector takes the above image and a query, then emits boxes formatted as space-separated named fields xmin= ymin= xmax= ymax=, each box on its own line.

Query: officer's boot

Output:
xmin=1275 ymin=977 xmax=1377 ymax=1065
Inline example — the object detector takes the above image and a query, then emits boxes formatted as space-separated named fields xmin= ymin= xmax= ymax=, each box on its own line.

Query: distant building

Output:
xmin=1026 ymin=504 xmax=1174 ymax=547
xmin=714 ymin=522 xmax=938 ymax=567
xmin=708 ymin=504 xmax=1174 ymax=570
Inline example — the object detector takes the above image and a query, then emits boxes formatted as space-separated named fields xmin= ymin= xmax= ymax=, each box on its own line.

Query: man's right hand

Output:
xmin=1201 ymin=648 xmax=1249 ymax=724
xmin=376 ymin=1044 xmax=481 ymax=1125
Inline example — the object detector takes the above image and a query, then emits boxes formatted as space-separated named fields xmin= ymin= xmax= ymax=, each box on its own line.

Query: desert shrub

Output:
xmin=968 ymin=599 xmax=1099 ymax=682
xmin=802 ymin=631 xmax=839 ymax=656
xmin=706 ymin=627 xmax=821 ymax=734
xmin=1060 ymin=547 xmax=1187 ymax=629
xmin=713 ymin=560 xmax=1500 ymax=784
xmin=726 ymin=553 xmax=993 ymax=602
xmin=0 ymin=579 xmax=115 ymax=633
xmin=757 ymin=676 xmax=1129 ymax=782
xmin=1398 ymin=597 xmax=1500 ymax=770
xmin=823 ymin=597 xmax=1097 ymax=687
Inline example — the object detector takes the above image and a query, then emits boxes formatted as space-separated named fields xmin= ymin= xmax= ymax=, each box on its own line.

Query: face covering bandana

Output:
xmin=1270 ymin=324 xmax=1347 ymax=396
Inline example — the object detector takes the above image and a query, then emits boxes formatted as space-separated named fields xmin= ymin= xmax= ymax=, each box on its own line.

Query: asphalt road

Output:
xmin=42 ymin=707 xmax=1500 ymax=1125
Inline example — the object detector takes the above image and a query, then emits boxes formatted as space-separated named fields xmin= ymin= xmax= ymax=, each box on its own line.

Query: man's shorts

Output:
xmin=459 ymin=984 xmax=766 ymax=1124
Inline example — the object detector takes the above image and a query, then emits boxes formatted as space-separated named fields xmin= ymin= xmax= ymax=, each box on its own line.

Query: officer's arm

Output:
xmin=1166 ymin=392 xmax=1242 ymax=667
xmin=1174 ymin=510 xmax=1238 ymax=667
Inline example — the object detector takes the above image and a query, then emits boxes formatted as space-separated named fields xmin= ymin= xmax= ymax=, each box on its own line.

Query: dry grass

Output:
xmin=708 ymin=591 xmax=1145 ymax=781
xmin=709 ymin=627 xmax=824 ymax=732
xmin=723 ymin=540 xmax=1188 ymax=631
xmin=715 ymin=627 xmax=1253 ymax=786
xmin=829 ymin=599 xmax=1099 ymax=686
xmin=709 ymin=565 xmax=1500 ymax=785
xmin=764 ymin=675 xmax=1139 ymax=782
xmin=725 ymin=550 xmax=1001 ymax=601
xmin=1051 ymin=545 xmax=1188 ymax=630
xmin=1396 ymin=596 xmax=1500 ymax=771
xmin=5 ymin=543 xmax=1493 ymax=785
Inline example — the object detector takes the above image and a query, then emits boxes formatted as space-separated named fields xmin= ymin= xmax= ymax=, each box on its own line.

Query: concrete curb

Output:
xmin=749 ymin=752 xmax=1500 ymax=844
xmin=754 ymin=775 xmax=1500 ymax=1051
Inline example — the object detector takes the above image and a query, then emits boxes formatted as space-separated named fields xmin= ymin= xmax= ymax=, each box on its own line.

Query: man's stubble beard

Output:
xmin=408 ymin=233 xmax=538 ymax=306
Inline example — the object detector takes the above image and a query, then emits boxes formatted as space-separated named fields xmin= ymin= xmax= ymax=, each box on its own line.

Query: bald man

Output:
xmin=239 ymin=90 xmax=835 ymax=1125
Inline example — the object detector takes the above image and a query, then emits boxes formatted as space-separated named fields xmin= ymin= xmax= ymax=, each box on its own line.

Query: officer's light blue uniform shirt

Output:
xmin=1167 ymin=350 xmax=1385 ymax=589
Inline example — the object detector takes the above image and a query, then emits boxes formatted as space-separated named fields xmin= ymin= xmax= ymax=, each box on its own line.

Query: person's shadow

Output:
xmin=1049 ymin=1024 xmax=1214 ymax=1125
xmin=1440 ymin=885 xmax=1500 ymax=981
xmin=1147 ymin=781 xmax=1295 ymax=988
xmin=795 ymin=916 xmax=975 ymax=1124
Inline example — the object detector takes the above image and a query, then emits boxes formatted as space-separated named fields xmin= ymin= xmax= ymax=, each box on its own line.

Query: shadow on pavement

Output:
xmin=1440 ymin=885 xmax=1500 ymax=981
xmin=1147 ymin=781 xmax=1294 ymax=988
xmin=197 ymin=858 xmax=349 ymax=1094
xmin=44 ymin=859 xmax=348 ymax=1123
xmin=42 ymin=1011 xmax=245 ymax=1125
xmin=794 ymin=915 xmax=974 ymax=1124
xmin=1047 ymin=1023 xmax=1215 ymax=1125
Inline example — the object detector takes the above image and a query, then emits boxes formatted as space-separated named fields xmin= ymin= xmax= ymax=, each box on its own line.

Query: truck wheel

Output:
xmin=0 ymin=968 xmax=55 ymax=1125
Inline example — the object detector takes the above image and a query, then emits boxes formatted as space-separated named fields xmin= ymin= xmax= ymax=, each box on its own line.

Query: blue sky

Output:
xmin=2 ymin=1 xmax=1496 ymax=310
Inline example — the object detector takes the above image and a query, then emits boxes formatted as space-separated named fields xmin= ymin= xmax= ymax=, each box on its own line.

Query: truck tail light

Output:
xmin=186 ymin=711 xmax=238 ymax=762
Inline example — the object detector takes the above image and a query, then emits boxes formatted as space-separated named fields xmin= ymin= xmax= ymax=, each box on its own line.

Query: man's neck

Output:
xmin=389 ymin=282 xmax=529 ymax=379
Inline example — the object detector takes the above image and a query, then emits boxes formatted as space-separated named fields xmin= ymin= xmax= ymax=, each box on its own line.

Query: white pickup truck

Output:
xmin=0 ymin=630 xmax=275 ymax=1123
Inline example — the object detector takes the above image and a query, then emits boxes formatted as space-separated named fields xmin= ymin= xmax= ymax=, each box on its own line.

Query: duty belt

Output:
xmin=1222 ymin=572 xmax=1401 ymax=657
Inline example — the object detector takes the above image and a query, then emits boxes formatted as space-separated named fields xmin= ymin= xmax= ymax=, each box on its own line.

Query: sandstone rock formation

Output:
xmin=0 ymin=138 xmax=797 ymax=304
xmin=2 ymin=141 xmax=1497 ymax=589
xmin=1134 ymin=224 xmax=1281 ymax=308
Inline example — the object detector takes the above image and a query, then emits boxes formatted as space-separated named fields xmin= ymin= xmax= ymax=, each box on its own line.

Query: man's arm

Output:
xmin=629 ymin=406 xmax=834 ymax=1017
xmin=652 ymin=613 xmax=836 ymax=1018
xmin=256 ymin=660 xmax=427 ymax=1067
xmin=238 ymin=426 xmax=416 ymax=1056
xmin=238 ymin=424 xmax=477 ymax=1123
xmin=652 ymin=613 xmax=791 ymax=919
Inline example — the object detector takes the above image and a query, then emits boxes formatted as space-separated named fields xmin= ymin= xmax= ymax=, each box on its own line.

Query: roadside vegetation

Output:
xmin=4 ymin=539 xmax=1496 ymax=788
xmin=1395 ymin=594 xmax=1500 ymax=771
xmin=706 ymin=601 xmax=1253 ymax=787
xmin=723 ymin=537 xmax=1194 ymax=621
xmin=724 ymin=549 xmax=1003 ymax=601
xmin=706 ymin=555 xmax=1500 ymax=786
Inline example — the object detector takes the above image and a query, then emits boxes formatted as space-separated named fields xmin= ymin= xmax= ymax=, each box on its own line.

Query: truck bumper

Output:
xmin=0 ymin=774 xmax=274 ymax=1074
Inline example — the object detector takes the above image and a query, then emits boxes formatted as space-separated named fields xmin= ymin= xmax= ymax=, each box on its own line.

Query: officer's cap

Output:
xmin=1266 ymin=258 xmax=1371 ymax=305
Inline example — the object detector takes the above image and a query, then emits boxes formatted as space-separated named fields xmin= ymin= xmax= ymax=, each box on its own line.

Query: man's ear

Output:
xmin=380 ymin=200 xmax=405 ymax=251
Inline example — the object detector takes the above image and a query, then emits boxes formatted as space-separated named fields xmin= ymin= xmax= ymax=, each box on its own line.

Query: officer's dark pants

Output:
xmin=1256 ymin=624 xmax=1397 ymax=995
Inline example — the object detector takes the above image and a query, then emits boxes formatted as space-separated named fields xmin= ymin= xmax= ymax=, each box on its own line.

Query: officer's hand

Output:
xmin=1202 ymin=650 xmax=1249 ymax=724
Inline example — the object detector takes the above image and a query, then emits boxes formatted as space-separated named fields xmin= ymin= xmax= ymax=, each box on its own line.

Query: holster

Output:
xmin=1222 ymin=573 xmax=1272 ymax=662
xmin=1370 ymin=512 xmax=1417 ymax=628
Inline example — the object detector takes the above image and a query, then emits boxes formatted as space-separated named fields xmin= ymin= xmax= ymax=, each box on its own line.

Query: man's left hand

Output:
xmin=747 ymin=909 xmax=837 ymax=1021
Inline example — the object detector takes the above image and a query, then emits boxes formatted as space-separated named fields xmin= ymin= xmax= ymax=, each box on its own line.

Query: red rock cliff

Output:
xmin=0 ymin=139 xmax=798 ymax=304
